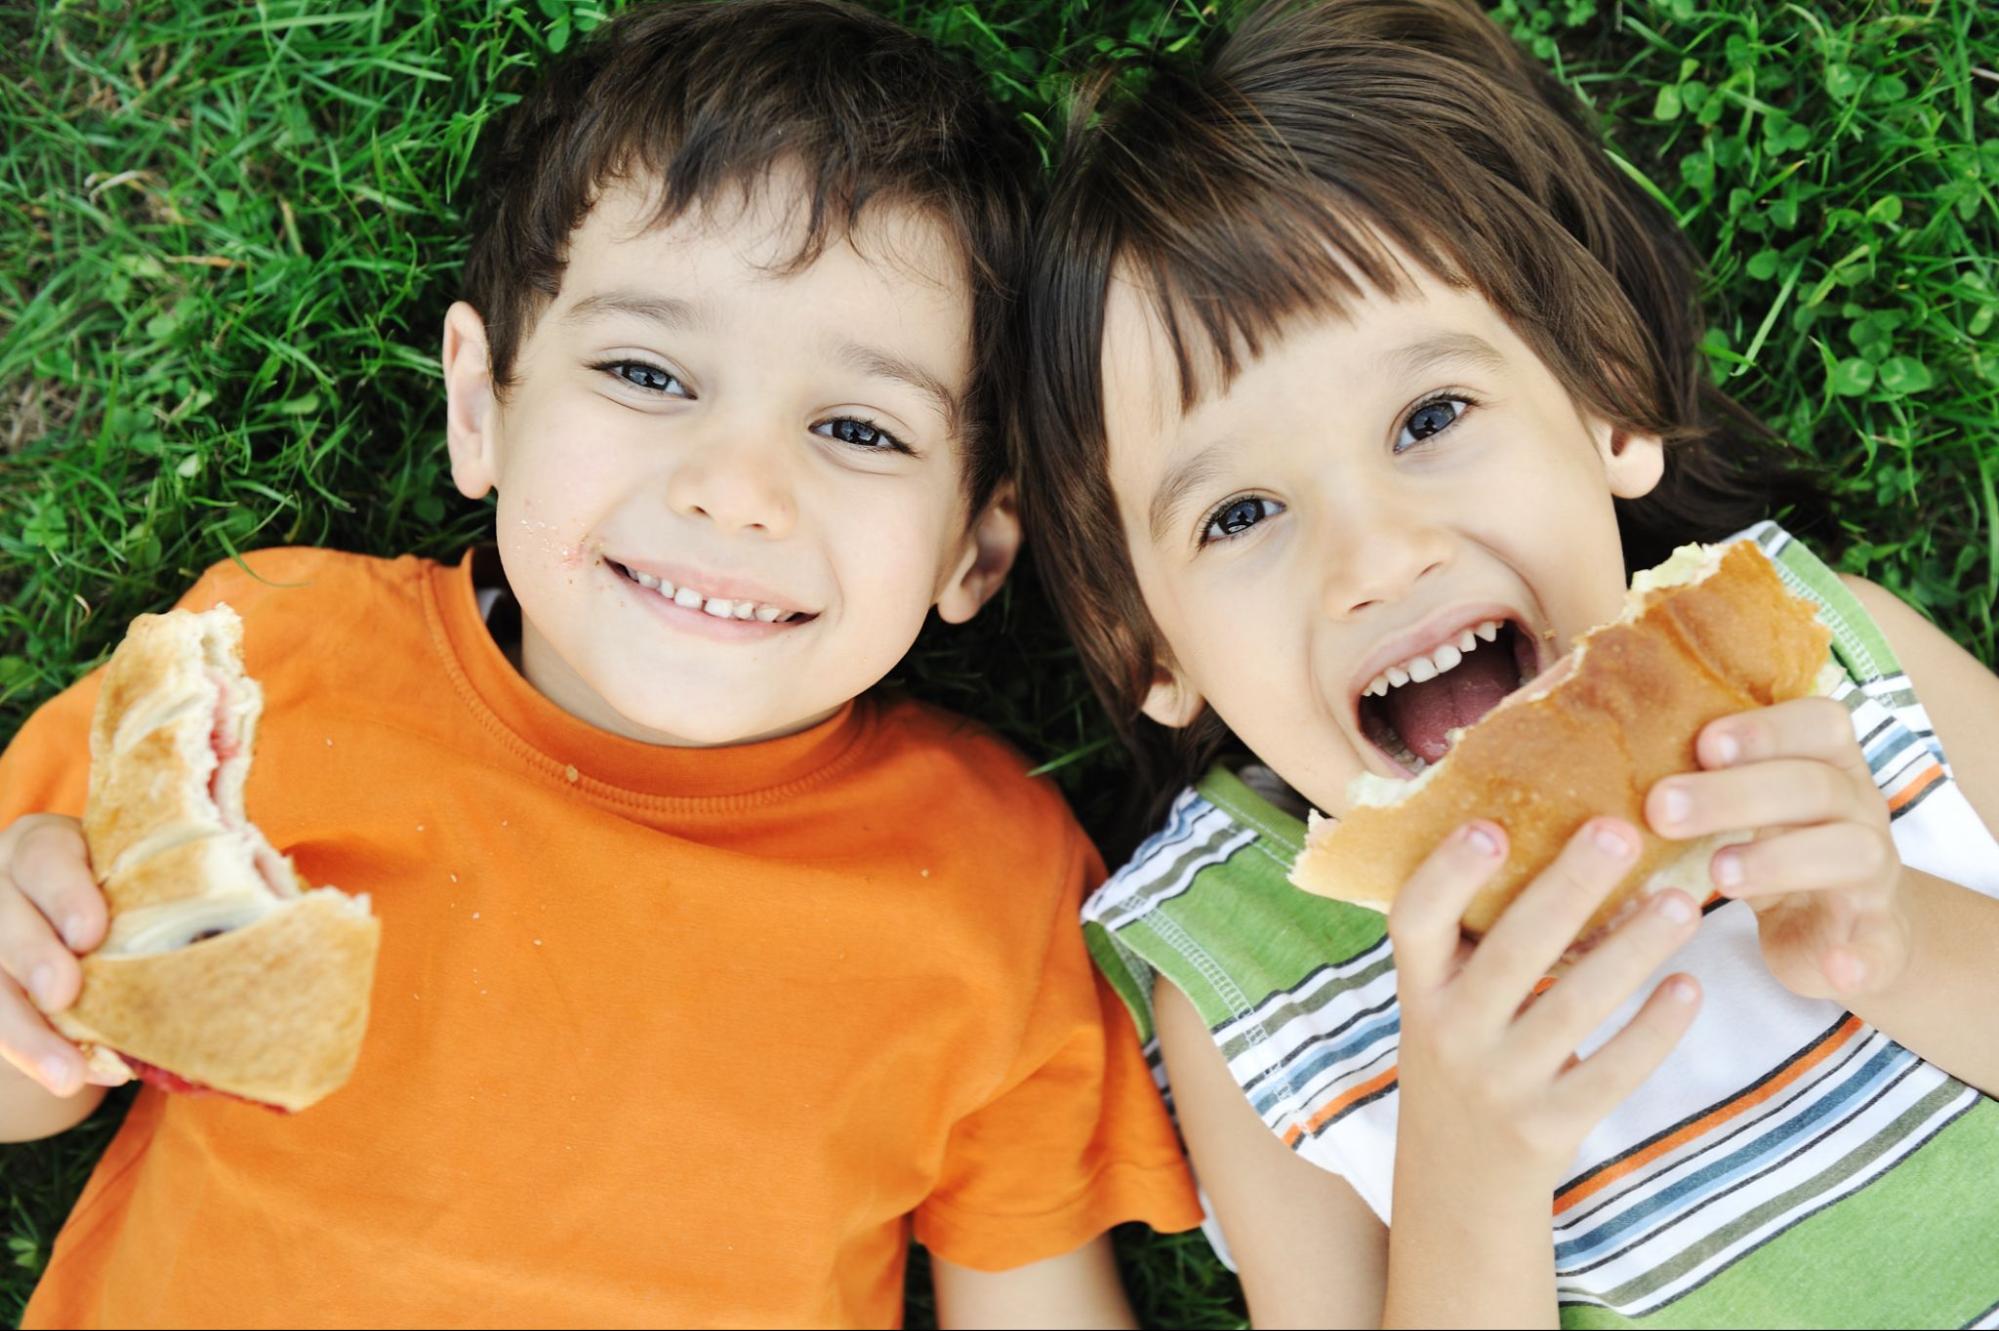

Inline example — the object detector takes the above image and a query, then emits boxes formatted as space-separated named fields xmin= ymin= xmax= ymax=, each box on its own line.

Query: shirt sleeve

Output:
xmin=913 ymin=828 xmax=1203 ymax=1272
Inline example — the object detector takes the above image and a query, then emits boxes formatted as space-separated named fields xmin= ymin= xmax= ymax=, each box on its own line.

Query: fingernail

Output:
xmin=40 ymin=1054 xmax=76 ymax=1096
xmin=1667 ymin=977 xmax=1698 ymax=1005
xmin=63 ymin=915 xmax=89 ymax=950
xmin=29 ymin=964 xmax=57 ymax=1008
xmin=1659 ymin=786 xmax=1692 ymax=827
xmin=1463 ymin=824 xmax=1503 ymax=857
xmin=1656 ymin=893 xmax=1696 ymax=925
xmin=1713 ymin=853 xmax=1743 ymax=892
xmin=1592 ymin=822 xmax=1636 ymax=858
xmin=1710 ymin=733 xmax=1741 ymax=766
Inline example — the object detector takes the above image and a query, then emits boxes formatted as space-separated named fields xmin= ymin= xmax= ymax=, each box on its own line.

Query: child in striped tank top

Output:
xmin=1017 ymin=0 xmax=1999 ymax=1324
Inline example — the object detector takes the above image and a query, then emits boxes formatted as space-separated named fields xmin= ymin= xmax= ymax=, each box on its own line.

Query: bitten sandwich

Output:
xmin=52 ymin=605 xmax=380 ymax=1111
xmin=1290 ymin=540 xmax=1834 ymax=949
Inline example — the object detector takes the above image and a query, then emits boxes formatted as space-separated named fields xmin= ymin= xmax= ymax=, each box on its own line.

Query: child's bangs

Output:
xmin=1113 ymin=180 xmax=1473 ymax=414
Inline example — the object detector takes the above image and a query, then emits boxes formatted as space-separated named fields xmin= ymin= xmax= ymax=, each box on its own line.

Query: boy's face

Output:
xmin=444 ymin=176 xmax=1014 ymax=746
xmin=1100 ymin=252 xmax=1664 ymax=817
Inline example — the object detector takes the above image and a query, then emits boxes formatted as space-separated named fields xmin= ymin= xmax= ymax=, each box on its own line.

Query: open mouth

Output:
xmin=608 ymin=559 xmax=816 ymax=626
xmin=1356 ymin=618 xmax=1540 ymax=774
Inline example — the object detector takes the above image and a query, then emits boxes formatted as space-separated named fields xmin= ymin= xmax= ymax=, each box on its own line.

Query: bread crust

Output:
xmin=61 ymin=606 xmax=379 ymax=1110
xmin=53 ymin=892 xmax=381 ymax=1113
xmin=1290 ymin=541 xmax=1832 ymax=939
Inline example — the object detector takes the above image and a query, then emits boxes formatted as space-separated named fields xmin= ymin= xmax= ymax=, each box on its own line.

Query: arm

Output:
xmin=1155 ymin=979 xmax=1387 ymax=1329
xmin=931 ymin=1237 xmax=1134 ymax=1330
xmin=1836 ymin=575 xmax=1999 ymax=1092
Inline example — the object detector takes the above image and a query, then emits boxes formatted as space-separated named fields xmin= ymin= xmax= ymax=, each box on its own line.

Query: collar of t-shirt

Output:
xmin=430 ymin=545 xmax=870 ymax=802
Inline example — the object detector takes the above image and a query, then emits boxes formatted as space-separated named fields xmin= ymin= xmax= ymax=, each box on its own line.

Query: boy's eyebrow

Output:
xmin=560 ymin=290 xmax=708 ymax=331
xmin=1149 ymin=442 xmax=1230 ymax=546
xmin=1378 ymin=331 xmax=1507 ymax=381
xmin=831 ymin=338 xmax=963 ymax=438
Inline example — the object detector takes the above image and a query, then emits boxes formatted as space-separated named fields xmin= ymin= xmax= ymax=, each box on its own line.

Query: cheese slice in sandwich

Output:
xmin=52 ymin=605 xmax=380 ymax=1112
xmin=1289 ymin=539 xmax=1835 ymax=953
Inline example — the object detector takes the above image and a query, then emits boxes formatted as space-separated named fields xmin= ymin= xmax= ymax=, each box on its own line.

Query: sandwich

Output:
xmin=51 ymin=605 xmax=380 ymax=1112
xmin=1289 ymin=539 xmax=1834 ymax=949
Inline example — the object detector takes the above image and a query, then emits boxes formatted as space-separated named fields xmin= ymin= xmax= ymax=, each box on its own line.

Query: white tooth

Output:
xmin=1433 ymin=644 xmax=1462 ymax=673
xmin=1386 ymin=665 xmax=1411 ymax=688
xmin=1458 ymin=629 xmax=1477 ymax=653
xmin=1370 ymin=674 xmax=1389 ymax=697
xmin=657 ymin=578 xmax=676 ymax=598
xmin=1475 ymin=620 xmax=1499 ymax=642
xmin=702 ymin=598 xmax=734 ymax=619
xmin=733 ymin=602 xmax=757 ymax=620
xmin=754 ymin=605 xmax=782 ymax=623
xmin=674 ymin=586 xmax=703 ymax=609
xmin=1407 ymin=656 xmax=1438 ymax=683
xmin=633 ymin=570 xmax=659 ymax=589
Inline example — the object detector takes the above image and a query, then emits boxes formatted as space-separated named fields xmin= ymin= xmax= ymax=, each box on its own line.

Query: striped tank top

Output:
xmin=1082 ymin=523 xmax=1999 ymax=1327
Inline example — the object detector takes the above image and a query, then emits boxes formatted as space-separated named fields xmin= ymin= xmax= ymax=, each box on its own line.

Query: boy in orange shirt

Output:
xmin=0 ymin=2 xmax=1199 ymax=1325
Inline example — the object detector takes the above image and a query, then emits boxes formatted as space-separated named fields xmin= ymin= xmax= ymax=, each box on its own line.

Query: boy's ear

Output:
xmin=1593 ymin=417 xmax=1665 ymax=500
xmin=936 ymin=483 xmax=1023 ymax=624
xmin=1140 ymin=665 xmax=1205 ymax=729
xmin=442 ymin=301 xmax=501 ymax=500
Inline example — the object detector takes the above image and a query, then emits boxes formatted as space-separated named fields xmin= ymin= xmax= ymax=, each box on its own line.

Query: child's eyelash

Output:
xmin=1396 ymin=392 xmax=1480 ymax=451
xmin=591 ymin=359 xmax=690 ymax=396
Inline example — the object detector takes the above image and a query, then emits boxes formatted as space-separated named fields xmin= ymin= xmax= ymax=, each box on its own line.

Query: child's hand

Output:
xmin=1645 ymin=697 xmax=1910 ymax=1002
xmin=0 ymin=814 xmax=122 ymax=1097
xmin=1388 ymin=819 xmax=1703 ymax=1200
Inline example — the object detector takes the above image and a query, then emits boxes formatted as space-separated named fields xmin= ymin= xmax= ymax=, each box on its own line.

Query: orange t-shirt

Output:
xmin=4 ymin=547 xmax=1199 ymax=1329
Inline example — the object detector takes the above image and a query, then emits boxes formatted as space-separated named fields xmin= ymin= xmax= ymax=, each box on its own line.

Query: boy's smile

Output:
xmin=443 ymin=174 xmax=1015 ymax=748
xmin=1100 ymin=250 xmax=1664 ymax=815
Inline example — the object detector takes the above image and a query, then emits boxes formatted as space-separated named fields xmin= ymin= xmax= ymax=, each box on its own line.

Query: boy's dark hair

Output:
xmin=461 ymin=0 xmax=1034 ymax=509
xmin=1019 ymin=0 xmax=1827 ymax=814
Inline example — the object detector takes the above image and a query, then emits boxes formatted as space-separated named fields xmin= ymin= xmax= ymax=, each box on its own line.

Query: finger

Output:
xmin=1695 ymin=698 xmax=1862 ymax=773
xmin=1510 ymin=891 xmax=1701 ymax=1077
xmin=8 ymin=817 xmax=104 ymax=952
xmin=1387 ymin=822 xmax=1508 ymax=992
xmin=1819 ymin=902 xmax=1912 ymax=998
xmin=1456 ymin=819 xmax=1641 ymax=1022
xmin=1555 ymin=973 xmax=1701 ymax=1120
xmin=1708 ymin=822 xmax=1898 ymax=899
xmin=1648 ymin=760 xmax=1879 ymax=841
xmin=0 ymin=977 xmax=85 ymax=1098
xmin=0 ymin=883 xmax=82 ymax=1013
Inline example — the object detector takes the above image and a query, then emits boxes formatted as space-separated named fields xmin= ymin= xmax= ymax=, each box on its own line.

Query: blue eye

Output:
xmin=1201 ymin=495 xmax=1282 ymax=545
xmin=813 ymin=416 xmax=912 ymax=455
xmin=597 ymin=360 xmax=689 ymax=397
xmin=1396 ymin=397 xmax=1469 ymax=451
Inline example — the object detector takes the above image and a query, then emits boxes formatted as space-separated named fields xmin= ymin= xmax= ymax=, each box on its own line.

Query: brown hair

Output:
xmin=1019 ymin=0 xmax=1825 ymax=811
xmin=460 ymin=0 xmax=1034 ymax=507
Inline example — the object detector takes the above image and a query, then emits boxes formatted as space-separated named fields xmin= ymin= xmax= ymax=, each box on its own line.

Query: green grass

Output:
xmin=1 ymin=0 xmax=1994 ymax=1325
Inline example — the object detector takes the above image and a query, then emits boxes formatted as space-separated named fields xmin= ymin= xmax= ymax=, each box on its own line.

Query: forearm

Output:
xmin=1382 ymin=1159 xmax=1557 ymax=1330
xmin=1846 ymin=869 xmax=1999 ymax=1095
xmin=0 ymin=1060 xmax=104 ymax=1143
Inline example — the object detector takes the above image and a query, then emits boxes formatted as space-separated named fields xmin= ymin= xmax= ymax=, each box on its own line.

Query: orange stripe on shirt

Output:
xmin=1553 ymin=1015 xmax=1865 ymax=1216
xmin=1888 ymin=762 xmax=1944 ymax=815
xmin=1301 ymin=1066 xmax=1400 ymax=1138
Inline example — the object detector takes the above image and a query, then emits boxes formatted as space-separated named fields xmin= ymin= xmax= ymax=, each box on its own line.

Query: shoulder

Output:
xmin=180 ymin=547 xmax=437 ymax=619
xmin=865 ymin=694 xmax=1084 ymax=842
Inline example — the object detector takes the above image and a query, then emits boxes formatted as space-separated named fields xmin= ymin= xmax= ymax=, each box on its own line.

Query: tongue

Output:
xmin=1383 ymin=646 xmax=1520 ymax=763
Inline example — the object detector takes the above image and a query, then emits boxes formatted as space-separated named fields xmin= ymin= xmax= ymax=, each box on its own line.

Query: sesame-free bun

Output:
xmin=1289 ymin=540 xmax=1832 ymax=945
xmin=52 ymin=606 xmax=380 ymax=1112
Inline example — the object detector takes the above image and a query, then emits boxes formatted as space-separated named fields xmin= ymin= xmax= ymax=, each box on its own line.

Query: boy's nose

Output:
xmin=663 ymin=431 xmax=798 ymax=538
xmin=1316 ymin=503 xmax=1452 ymax=621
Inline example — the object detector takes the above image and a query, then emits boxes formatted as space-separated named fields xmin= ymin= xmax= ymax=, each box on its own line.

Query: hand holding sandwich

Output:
xmin=1381 ymin=818 xmax=1703 ymax=1327
xmin=1646 ymin=697 xmax=1910 ymax=1001
xmin=0 ymin=816 xmax=125 ymax=1132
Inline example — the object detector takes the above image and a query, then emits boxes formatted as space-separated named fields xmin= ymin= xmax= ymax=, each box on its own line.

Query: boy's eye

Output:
xmin=1200 ymin=495 xmax=1283 ymax=546
xmin=596 ymin=360 xmax=690 ymax=397
xmin=812 ymin=416 xmax=912 ymax=456
xmin=1396 ymin=397 xmax=1470 ymax=451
